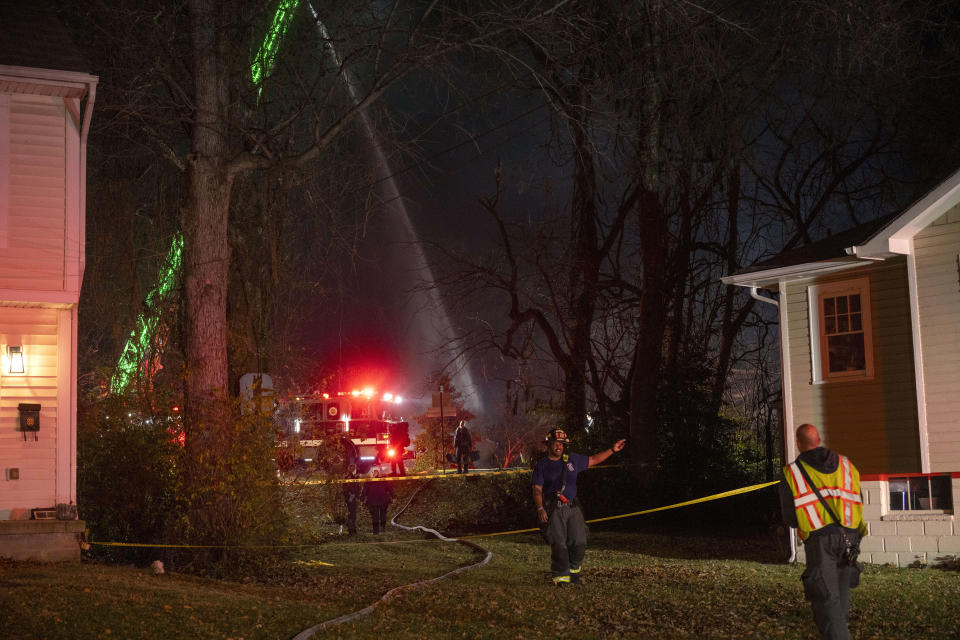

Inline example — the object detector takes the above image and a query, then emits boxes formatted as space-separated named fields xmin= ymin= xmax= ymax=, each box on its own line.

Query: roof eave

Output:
xmin=721 ymin=257 xmax=867 ymax=289
xmin=0 ymin=65 xmax=98 ymax=98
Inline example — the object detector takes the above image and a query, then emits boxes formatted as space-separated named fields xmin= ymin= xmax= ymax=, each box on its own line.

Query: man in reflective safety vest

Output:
xmin=532 ymin=427 xmax=626 ymax=585
xmin=779 ymin=423 xmax=869 ymax=640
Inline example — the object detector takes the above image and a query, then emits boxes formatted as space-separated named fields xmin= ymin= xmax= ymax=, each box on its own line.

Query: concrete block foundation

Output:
xmin=0 ymin=520 xmax=85 ymax=562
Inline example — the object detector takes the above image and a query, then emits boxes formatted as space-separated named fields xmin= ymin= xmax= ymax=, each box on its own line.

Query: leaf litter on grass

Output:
xmin=3 ymin=532 xmax=959 ymax=639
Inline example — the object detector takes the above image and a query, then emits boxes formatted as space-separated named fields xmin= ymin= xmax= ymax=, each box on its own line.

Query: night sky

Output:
xmin=56 ymin=0 xmax=960 ymax=428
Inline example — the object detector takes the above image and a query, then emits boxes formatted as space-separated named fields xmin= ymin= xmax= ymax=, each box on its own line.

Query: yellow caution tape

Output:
xmin=289 ymin=467 xmax=533 ymax=485
xmin=86 ymin=478 xmax=780 ymax=550
xmin=287 ymin=464 xmax=623 ymax=485
xmin=87 ymin=540 xmax=335 ymax=560
xmin=462 ymin=480 xmax=781 ymax=538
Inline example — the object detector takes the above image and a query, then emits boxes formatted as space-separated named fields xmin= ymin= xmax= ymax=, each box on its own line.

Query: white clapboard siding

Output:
xmin=0 ymin=306 xmax=60 ymax=517
xmin=784 ymin=260 xmax=921 ymax=474
xmin=0 ymin=94 xmax=66 ymax=291
xmin=913 ymin=207 xmax=960 ymax=472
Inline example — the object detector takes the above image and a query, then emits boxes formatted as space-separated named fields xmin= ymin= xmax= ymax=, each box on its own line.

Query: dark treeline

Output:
xmin=63 ymin=0 xmax=960 ymax=559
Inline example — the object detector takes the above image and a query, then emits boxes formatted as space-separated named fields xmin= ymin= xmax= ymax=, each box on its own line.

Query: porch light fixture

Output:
xmin=7 ymin=346 xmax=23 ymax=374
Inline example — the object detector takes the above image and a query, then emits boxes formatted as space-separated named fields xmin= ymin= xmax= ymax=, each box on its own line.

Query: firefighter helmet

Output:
xmin=544 ymin=428 xmax=571 ymax=444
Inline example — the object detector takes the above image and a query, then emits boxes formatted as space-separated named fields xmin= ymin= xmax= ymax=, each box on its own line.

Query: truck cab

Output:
xmin=282 ymin=389 xmax=410 ymax=473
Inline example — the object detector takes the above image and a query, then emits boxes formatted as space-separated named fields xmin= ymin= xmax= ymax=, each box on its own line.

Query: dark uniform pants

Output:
xmin=344 ymin=497 xmax=357 ymax=534
xmin=801 ymin=528 xmax=862 ymax=640
xmin=456 ymin=449 xmax=471 ymax=473
xmin=369 ymin=504 xmax=388 ymax=534
xmin=544 ymin=502 xmax=587 ymax=578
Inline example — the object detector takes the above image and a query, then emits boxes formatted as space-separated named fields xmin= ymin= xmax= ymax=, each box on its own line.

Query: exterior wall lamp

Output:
xmin=8 ymin=346 xmax=24 ymax=374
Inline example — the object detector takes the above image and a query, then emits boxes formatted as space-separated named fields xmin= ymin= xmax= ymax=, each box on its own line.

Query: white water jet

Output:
xmin=309 ymin=6 xmax=481 ymax=410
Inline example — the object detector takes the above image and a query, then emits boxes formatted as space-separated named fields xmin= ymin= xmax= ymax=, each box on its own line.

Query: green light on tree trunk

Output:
xmin=251 ymin=0 xmax=300 ymax=90
xmin=113 ymin=3 xmax=298 ymax=393
xmin=110 ymin=232 xmax=184 ymax=394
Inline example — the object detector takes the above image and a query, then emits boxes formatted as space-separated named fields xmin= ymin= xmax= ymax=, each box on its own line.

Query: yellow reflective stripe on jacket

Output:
xmin=783 ymin=455 xmax=863 ymax=540
xmin=786 ymin=461 xmax=824 ymax=531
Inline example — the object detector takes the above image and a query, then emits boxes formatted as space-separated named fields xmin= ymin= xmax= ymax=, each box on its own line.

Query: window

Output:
xmin=888 ymin=475 xmax=952 ymax=511
xmin=808 ymin=277 xmax=874 ymax=382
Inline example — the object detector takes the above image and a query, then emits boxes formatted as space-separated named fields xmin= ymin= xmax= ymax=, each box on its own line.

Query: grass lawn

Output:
xmin=1 ymin=529 xmax=957 ymax=639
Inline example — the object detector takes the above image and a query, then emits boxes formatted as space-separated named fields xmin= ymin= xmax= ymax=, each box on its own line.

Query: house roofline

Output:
xmin=721 ymin=257 xmax=866 ymax=289
xmin=852 ymin=166 xmax=960 ymax=258
xmin=0 ymin=65 xmax=98 ymax=98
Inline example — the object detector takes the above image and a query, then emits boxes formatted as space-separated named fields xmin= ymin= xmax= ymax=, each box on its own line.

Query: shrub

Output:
xmin=78 ymin=394 xmax=297 ymax=575
xmin=77 ymin=395 xmax=184 ymax=565
xmin=171 ymin=397 xmax=293 ymax=575
xmin=397 ymin=472 xmax=537 ymax=536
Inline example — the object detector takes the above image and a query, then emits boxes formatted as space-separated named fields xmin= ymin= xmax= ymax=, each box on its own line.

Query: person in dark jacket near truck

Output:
xmin=387 ymin=421 xmax=410 ymax=476
xmin=363 ymin=468 xmax=393 ymax=534
xmin=453 ymin=420 xmax=473 ymax=474
xmin=342 ymin=463 xmax=361 ymax=535
xmin=780 ymin=423 xmax=868 ymax=640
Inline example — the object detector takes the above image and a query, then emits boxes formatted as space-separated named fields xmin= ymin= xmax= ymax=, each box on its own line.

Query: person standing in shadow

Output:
xmin=363 ymin=467 xmax=393 ymax=534
xmin=453 ymin=420 xmax=473 ymax=474
xmin=342 ymin=463 xmax=360 ymax=535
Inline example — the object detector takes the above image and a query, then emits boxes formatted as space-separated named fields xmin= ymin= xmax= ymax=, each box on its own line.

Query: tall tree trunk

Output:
xmin=627 ymin=0 xmax=666 ymax=485
xmin=628 ymin=189 xmax=669 ymax=484
xmin=183 ymin=0 xmax=233 ymax=434
xmin=709 ymin=162 xmax=754 ymax=414
xmin=563 ymin=96 xmax=600 ymax=434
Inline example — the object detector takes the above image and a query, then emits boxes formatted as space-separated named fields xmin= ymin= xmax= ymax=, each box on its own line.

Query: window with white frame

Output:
xmin=888 ymin=475 xmax=953 ymax=511
xmin=808 ymin=277 xmax=874 ymax=382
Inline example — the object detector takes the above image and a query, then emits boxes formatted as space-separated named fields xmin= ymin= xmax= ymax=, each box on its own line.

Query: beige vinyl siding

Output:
xmin=784 ymin=260 xmax=920 ymax=474
xmin=913 ymin=206 xmax=960 ymax=472
xmin=0 ymin=94 xmax=66 ymax=291
xmin=0 ymin=306 xmax=60 ymax=518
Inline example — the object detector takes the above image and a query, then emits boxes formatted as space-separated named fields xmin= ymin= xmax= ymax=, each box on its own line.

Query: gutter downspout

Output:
xmin=79 ymin=80 xmax=95 ymax=286
xmin=749 ymin=286 xmax=796 ymax=563
xmin=72 ymin=79 xmax=96 ymax=506
xmin=749 ymin=286 xmax=778 ymax=308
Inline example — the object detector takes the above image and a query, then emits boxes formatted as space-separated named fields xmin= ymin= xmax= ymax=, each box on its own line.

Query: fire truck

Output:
xmin=280 ymin=388 xmax=410 ymax=474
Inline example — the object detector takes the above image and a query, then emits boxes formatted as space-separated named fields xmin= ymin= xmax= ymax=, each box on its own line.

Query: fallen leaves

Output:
xmin=2 ymin=530 xmax=958 ymax=639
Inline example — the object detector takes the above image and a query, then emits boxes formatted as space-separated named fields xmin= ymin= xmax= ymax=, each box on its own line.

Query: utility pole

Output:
xmin=439 ymin=385 xmax=445 ymax=474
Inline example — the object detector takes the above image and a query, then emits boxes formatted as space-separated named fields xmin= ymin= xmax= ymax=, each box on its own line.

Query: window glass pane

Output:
xmin=827 ymin=334 xmax=866 ymax=372
xmin=889 ymin=478 xmax=908 ymax=510
xmin=849 ymin=294 xmax=861 ymax=312
xmin=910 ymin=477 xmax=931 ymax=510
xmin=824 ymin=297 xmax=836 ymax=315
xmin=838 ymin=316 xmax=849 ymax=333
xmin=851 ymin=313 xmax=862 ymax=332
xmin=307 ymin=404 xmax=324 ymax=420
xmin=825 ymin=317 xmax=836 ymax=334
xmin=837 ymin=296 xmax=848 ymax=314
xmin=930 ymin=475 xmax=952 ymax=510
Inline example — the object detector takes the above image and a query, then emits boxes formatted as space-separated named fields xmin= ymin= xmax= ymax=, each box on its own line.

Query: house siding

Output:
xmin=913 ymin=207 xmax=960 ymax=472
xmin=0 ymin=94 xmax=66 ymax=291
xmin=784 ymin=260 xmax=920 ymax=474
xmin=0 ymin=306 xmax=60 ymax=520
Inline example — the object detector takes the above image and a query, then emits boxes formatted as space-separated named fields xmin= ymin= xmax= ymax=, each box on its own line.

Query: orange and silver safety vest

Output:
xmin=783 ymin=455 xmax=864 ymax=540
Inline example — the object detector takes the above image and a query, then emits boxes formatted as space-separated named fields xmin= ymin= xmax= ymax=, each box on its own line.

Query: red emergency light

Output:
xmin=332 ymin=388 xmax=403 ymax=403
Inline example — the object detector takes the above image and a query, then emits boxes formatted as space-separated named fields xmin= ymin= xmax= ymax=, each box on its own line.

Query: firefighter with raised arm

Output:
xmin=532 ymin=428 xmax=626 ymax=585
